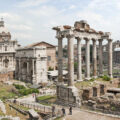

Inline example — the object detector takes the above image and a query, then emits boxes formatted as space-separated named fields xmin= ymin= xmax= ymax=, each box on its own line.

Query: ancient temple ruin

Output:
xmin=53 ymin=20 xmax=113 ymax=106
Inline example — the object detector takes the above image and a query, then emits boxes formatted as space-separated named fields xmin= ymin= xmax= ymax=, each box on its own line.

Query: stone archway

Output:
xmin=3 ymin=58 xmax=9 ymax=68
xmin=22 ymin=62 xmax=27 ymax=81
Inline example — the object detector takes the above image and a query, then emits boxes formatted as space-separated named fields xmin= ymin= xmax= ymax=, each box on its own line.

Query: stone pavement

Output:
xmin=16 ymin=94 xmax=120 ymax=120
xmin=64 ymin=109 xmax=120 ymax=120
xmin=17 ymin=94 xmax=36 ymax=102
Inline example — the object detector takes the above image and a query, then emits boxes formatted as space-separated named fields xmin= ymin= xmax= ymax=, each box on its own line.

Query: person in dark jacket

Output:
xmin=62 ymin=107 xmax=66 ymax=116
xmin=69 ymin=106 xmax=72 ymax=115
xmin=52 ymin=106 xmax=55 ymax=117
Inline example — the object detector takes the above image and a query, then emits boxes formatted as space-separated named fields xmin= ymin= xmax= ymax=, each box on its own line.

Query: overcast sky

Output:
xmin=0 ymin=0 xmax=120 ymax=46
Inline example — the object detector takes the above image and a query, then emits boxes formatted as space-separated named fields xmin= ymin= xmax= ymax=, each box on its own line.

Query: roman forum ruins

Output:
xmin=53 ymin=20 xmax=113 ymax=106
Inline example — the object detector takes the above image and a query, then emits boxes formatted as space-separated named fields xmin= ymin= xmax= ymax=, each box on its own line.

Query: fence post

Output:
xmin=44 ymin=106 xmax=45 ymax=113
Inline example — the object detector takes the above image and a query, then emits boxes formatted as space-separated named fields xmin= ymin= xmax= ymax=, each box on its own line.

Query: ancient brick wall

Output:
xmin=82 ymin=84 xmax=107 ymax=100
xmin=0 ymin=71 xmax=14 ymax=81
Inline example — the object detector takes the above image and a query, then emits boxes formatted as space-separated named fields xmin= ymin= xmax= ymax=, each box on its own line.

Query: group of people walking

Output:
xmin=52 ymin=105 xmax=73 ymax=117
xmin=62 ymin=106 xmax=72 ymax=116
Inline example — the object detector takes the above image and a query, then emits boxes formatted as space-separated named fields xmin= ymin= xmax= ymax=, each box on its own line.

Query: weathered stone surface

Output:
xmin=0 ymin=19 xmax=19 ymax=73
xmin=56 ymin=85 xmax=81 ymax=107
xmin=15 ymin=46 xmax=48 ymax=84
xmin=0 ymin=99 xmax=6 ymax=114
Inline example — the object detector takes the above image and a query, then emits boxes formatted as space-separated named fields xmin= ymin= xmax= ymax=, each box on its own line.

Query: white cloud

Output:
xmin=7 ymin=24 xmax=32 ymax=31
xmin=28 ymin=6 xmax=61 ymax=17
xmin=0 ymin=13 xmax=21 ymax=21
xmin=18 ymin=0 xmax=49 ymax=7
xmin=69 ymin=5 xmax=76 ymax=9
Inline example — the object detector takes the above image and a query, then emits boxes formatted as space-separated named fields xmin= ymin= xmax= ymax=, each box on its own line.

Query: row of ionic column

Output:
xmin=57 ymin=36 xmax=113 ymax=86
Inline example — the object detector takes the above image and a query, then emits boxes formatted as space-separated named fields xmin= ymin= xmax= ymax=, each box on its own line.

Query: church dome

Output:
xmin=0 ymin=18 xmax=10 ymax=34
xmin=0 ymin=18 xmax=11 ymax=41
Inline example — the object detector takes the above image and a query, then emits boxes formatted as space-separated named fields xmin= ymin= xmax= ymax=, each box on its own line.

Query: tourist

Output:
xmin=32 ymin=93 xmax=34 ymax=98
xmin=69 ymin=106 xmax=72 ymax=115
xmin=52 ymin=105 xmax=55 ymax=117
xmin=62 ymin=107 xmax=66 ymax=116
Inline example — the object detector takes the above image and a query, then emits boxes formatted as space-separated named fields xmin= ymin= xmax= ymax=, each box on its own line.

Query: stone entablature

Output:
xmin=15 ymin=46 xmax=48 ymax=84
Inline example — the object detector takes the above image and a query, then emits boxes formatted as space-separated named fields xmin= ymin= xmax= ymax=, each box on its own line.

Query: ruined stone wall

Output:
xmin=56 ymin=85 xmax=80 ymax=107
xmin=82 ymin=84 xmax=107 ymax=100
xmin=0 ymin=71 xmax=14 ymax=81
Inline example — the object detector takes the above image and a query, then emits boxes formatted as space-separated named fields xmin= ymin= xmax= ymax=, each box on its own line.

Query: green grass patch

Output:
xmin=37 ymin=95 xmax=55 ymax=101
xmin=19 ymin=88 xmax=39 ymax=96
xmin=0 ymin=83 xmax=18 ymax=100
xmin=13 ymin=84 xmax=25 ymax=89
xmin=13 ymin=84 xmax=39 ymax=96
xmin=75 ymin=80 xmax=97 ymax=90
xmin=54 ymin=117 xmax=63 ymax=120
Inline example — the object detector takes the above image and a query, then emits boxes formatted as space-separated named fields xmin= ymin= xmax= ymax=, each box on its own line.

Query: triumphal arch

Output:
xmin=53 ymin=20 xmax=113 ymax=106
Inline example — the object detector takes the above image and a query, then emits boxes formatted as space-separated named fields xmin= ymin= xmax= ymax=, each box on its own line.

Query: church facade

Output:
xmin=0 ymin=19 xmax=19 ymax=73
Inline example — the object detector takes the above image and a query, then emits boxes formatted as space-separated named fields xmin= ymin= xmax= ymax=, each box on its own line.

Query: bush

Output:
xmin=89 ymin=78 xmax=95 ymax=82
xmin=48 ymin=67 xmax=54 ymax=71
xmin=102 ymin=75 xmax=111 ymax=81
xmin=111 ymin=106 xmax=116 ymax=111
xmin=13 ymin=84 xmax=25 ymax=89
xmin=19 ymin=88 xmax=39 ymax=95
xmin=82 ymin=69 xmax=85 ymax=73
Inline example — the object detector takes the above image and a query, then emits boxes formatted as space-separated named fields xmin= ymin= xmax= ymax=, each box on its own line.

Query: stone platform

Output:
xmin=56 ymin=84 xmax=81 ymax=107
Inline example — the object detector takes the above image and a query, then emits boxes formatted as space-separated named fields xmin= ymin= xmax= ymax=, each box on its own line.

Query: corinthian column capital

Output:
xmin=98 ymin=39 xmax=103 ymax=42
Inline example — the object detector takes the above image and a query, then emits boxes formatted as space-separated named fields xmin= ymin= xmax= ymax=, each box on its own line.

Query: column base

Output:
xmin=32 ymin=75 xmax=36 ymax=84
xmin=109 ymin=74 xmax=113 ymax=78
xmin=85 ymin=77 xmax=91 ymax=81
xmin=93 ymin=76 xmax=98 ymax=79
xmin=77 ymin=79 xmax=83 ymax=82
xmin=99 ymin=74 xmax=103 ymax=77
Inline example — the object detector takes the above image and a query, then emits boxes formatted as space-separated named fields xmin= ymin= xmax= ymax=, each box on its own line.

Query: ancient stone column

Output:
xmin=108 ymin=39 xmax=113 ymax=78
xmin=58 ymin=37 xmax=63 ymax=83
xmin=98 ymin=39 xmax=103 ymax=76
xmin=77 ymin=37 xmax=82 ymax=81
xmin=92 ymin=39 xmax=97 ymax=78
xmin=15 ymin=59 xmax=18 ymax=79
xmin=32 ymin=59 xmax=36 ymax=84
xmin=32 ymin=59 xmax=35 ymax=75
xmin=18 ymin=58 xmax=21 ymax=80
xmin=85 ymin=38 xmax=90 ymax=80
xmin=27 ymin=61 xmax=29 ymax=74
xmin=27 ymin=60 xmax=29 ymax=80
xmin=68 ymin=35 xmax=74 ymax=86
